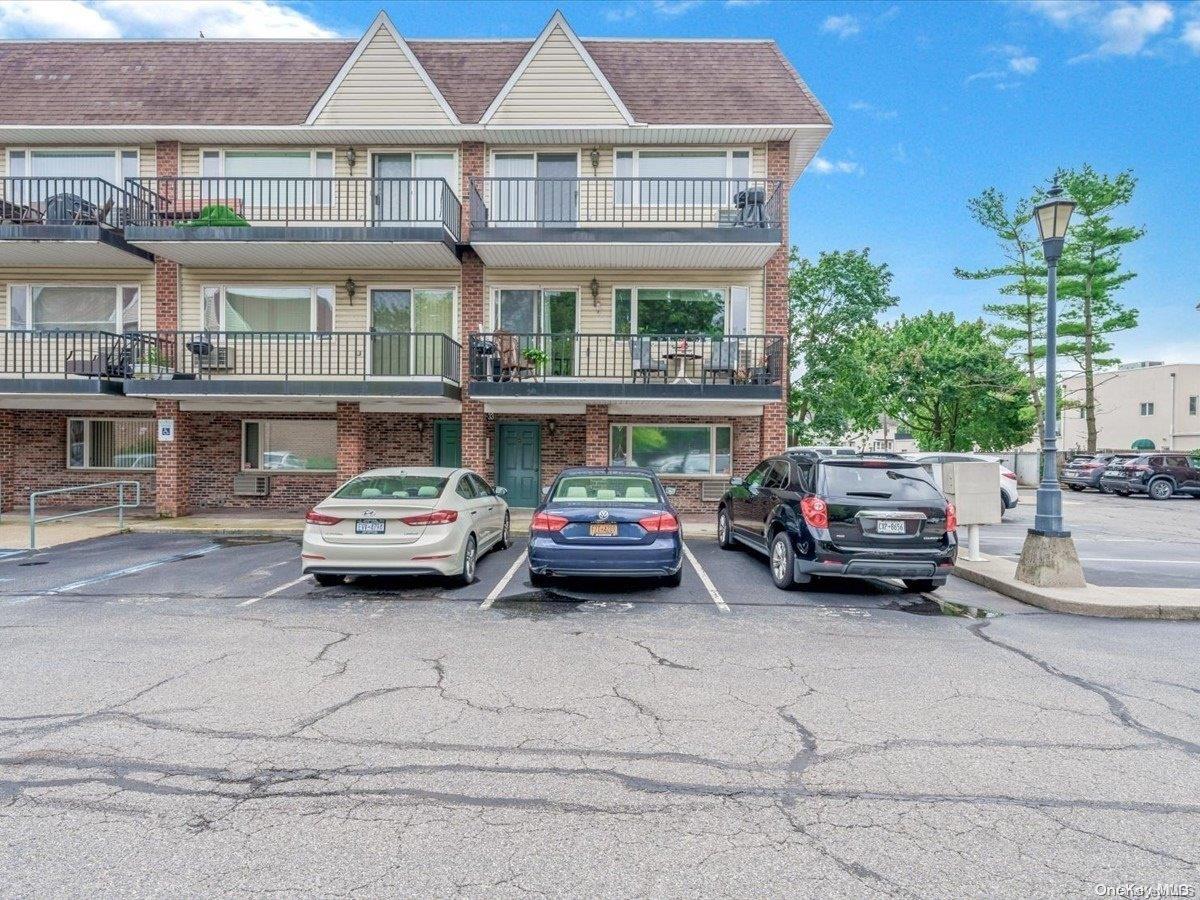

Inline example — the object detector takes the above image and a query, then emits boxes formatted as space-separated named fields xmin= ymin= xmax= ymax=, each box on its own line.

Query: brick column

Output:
xmin=460 ymin=248 xmax=488 ymax=478
xmin=585 ymin=404 xmax=609 ymax=466
xmin=336 ymin=402 xmax=365 ymax=483
xmin=154 ymin=141 xmax=182 ymax=330
xmin=459 ymin=141 xmax=485 ymax=242
xmin=0 ymin=409 xmax=13 ymax=513
xmin=761 ymin=140 xmax=792 ymax=456
xmin=155 ymin=399 xmax=188 ymax=517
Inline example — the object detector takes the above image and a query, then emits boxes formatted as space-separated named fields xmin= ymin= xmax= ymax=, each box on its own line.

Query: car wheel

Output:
xmin=453 ymin=534 xmax=477 ymax=586
xmin=1098 ymin=483 xmax=1111 ymax=494
xmin=1068 ymin=485 xmax=1084 ymax=492
xmin=529 ymin=569 xmax=551 ymax=588
xmin=1116 ymin=490 xmax=1131 ymax=497
xmin=717 ymin=507 xmax=736 ymax=550
xmin=498 ymin=514 xmax=512 ymax=550
xmin=1148 ymin=479 xmax=1173 ymax=501
xmin=661 ymin=568 xmax=683 ymax=588
xmin=903 ymin=578 xmax=942 ymax=593
xmin=769 ymin=532 xmax=797 ymax=590
xmin=312 ymin=573 xmax=342 ymax=587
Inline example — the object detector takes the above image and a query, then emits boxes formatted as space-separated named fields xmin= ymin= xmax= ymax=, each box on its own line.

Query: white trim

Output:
xmin=609 ymin=422 xmax=733 ymax=477
xmin=367 ymin=283 xmax=460 ymax=335
xmin=488 ymin=285 xmax=580 ymax=332
xmin=368 ymin=147 xmax=461 ymax=198
xmin=9 ymin=282 xmax=140 ymax=332
xmin=305 ymin=11 xmax=462 ymax=126
xmin=198 ymin=146 xmax=334 ymax=178
xmin=65 ymin=416 xmax=157 ymax=471
xmin=201 ymin=284 xmax=335 ymax=333
xmin=612 ymin=284 xmax=733 ymax=335
xmin=6 ymin=146 xmax=140 ymax=184
xmin=241 ymin=418 xmax=338 ymax=473
xmin=487 ymin=148 xmax=582 ymax=178
xmin=479 ymin=11 xmax=637 ymax=126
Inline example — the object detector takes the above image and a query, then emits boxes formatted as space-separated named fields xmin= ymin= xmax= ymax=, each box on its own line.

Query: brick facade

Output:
xmin=154 ymin=399 xmax=187 ymax=516
xmin=363 ymin=413 xmax=439 ymax=467
xmin=459 ymin=141 xmax=485 ymax=242
xmin=335 ymin=402 xmax=365 ymax=484
xmin=584 ymin=404 xmax=609 ymax=466
xmin=460 ymin=246 xmax=488 ymax=475
xmin=762 ymin=139 xmax=792 ymax=457
xmin=0 ymin=409 xmax=12 ymax=512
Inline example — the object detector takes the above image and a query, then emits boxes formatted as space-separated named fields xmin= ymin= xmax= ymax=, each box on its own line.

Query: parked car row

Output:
xmin=1086 ymin=453 xmax=1200 ymax=500
xmin=301 ymin=452 xmax=959 ymax=595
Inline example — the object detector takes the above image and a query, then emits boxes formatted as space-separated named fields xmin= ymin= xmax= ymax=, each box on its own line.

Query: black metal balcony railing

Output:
xmin=469 ymin=332 xmax=784 ymax=385
xmin=0 ymin=178 xmax=154 ymax=230
xmin=469 ymin=177 xmax=782 ymax=229
xmin=125 ymin=331 xmax=462 ymax=383
xmin=0 ymin=330 xmax=132 ymax=378
xmin=127 ymin=177 xmax=461 ymax=239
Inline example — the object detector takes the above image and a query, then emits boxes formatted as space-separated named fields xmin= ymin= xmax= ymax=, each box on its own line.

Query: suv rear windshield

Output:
xmin=551 ymin=474 xmax=660 ymax=504
xmin=820 ymin=463 xmax=943 ymax=501
xmin=335 ymin=475 xmax=448 ymax=500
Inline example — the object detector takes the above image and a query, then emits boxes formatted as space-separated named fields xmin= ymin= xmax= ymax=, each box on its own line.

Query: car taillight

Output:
xmin=401 ymin=509 xmax=458 ymax=526
xmin=305 ymin=510 xmax=342 ymax=526
xmin=800 ymin=495 xmax=828 ymax=529
xmin=1003 ymin=471 xmax=1017 ymax=480
xmin=945 ymin=502 xmax=957 ymax=533
xmin=530 ymin=511 xmax=569 ymax=532
xmin=638 ymin=512 xmax=679 ymax=533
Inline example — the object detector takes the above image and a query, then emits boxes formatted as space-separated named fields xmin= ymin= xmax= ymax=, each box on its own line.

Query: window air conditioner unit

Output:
xmin=197 ymin=346 xmax=234 ymax=370
xmin=233 ymin=474 xmax=270 ymax=497
xmin=701 ymin=480 xmax=727 ymax=502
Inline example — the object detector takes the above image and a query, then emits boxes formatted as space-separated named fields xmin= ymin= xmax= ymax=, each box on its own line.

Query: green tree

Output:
xmin=882 ymin=312 xmax=1035 ymax=452
xmin=1054 ymin=165 xmax=1142 ymax=451
xmin=954 ymin=187 xmax=1048 ymax=445
xmin=788 ymin=248 xmax=897 ymax=443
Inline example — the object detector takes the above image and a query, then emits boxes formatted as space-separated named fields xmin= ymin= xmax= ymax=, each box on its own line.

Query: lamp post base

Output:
xmin=1015 ymin=529 xmax=1086 ymax=588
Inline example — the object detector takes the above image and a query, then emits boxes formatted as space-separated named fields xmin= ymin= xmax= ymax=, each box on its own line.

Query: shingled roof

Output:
xmin=0 ymin=36 xmax=830 ymax=127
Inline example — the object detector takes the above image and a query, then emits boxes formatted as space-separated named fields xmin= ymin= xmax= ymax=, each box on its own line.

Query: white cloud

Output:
xmin=821 ymin=14 xmax=861 ymax=38
xmin=1008 ymin=54 xmax=1040 ymax=74
xmin=603 ymin=4 xmax=640 ymax=22
xmin=651 ymin=0 xmax=704 ymax=16
xmin=724 ymin=0 xmax=767 ymax=6
xmin=967 ymin=44 xmax=1040 ymax=87
xmin=810 ymin=156 xmax=861 ymax=176
xmin=0 ymin=0 xmax=337 ymax=39
xmin=1018 ymin=0 xmax=1176 ymax=59
xmin=1185 ymin=18 xmax=1200 ymax=53
xmin=849 ymin=100 xmax=898 ymax=120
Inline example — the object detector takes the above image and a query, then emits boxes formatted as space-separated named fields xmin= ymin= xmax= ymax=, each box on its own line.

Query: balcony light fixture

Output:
xmin=346 ymin=148 xmax=357 ymax=173
xmin=417 ymin=419 xmax=428 ymax=436
xmin=546 ymin=418 xmax=557 ymax=436
xmin=344 ymin=277 xmax=357 ymax=305
xmin=589 ymin=147 xmax=600 ymax=173
xmin=590 ymin=277 xmax=600 ymax=311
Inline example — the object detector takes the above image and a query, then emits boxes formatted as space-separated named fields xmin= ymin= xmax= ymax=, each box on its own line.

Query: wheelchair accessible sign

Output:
xmin=157 ymin=419 xmax=175 ymax=442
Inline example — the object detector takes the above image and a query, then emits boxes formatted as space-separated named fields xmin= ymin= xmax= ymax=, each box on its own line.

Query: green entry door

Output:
xmin=434 ymin=420 xmax=461 ymax=468
xmin=496 ymin=423 xmax=540 ymax=507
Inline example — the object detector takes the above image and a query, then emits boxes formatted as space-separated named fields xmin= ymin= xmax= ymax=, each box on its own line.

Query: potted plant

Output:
xmin=521 ymin=346 xmax=549 ymax=381
xmin=133 ymin=347 xmax=173 ymax=380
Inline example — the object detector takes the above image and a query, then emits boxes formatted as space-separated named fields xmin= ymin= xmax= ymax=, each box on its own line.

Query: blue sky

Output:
xmin=3 ymin=0 xmax=1198 ymax=365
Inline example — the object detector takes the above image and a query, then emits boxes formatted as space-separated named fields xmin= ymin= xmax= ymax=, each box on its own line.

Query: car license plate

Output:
xmin=355 ymin=518 xmax=385 ymax=535
xmin=876 ymin=520 xmax=906 ymax=535
xmin=590 ymin=522 xmax=619 ymax=537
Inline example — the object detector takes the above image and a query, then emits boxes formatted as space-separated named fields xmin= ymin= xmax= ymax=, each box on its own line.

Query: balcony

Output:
xmin=124 ymin=177 xmax=462 ymax=268
xmin=467 ymin=332 xmax=784 ymax=403
xmin=121 ymin=331 xmax=462 ymax=401
xmin=0 ymin=330 xmax=130 ymax=397
xmin=0 ymin=178 xmax=154 ymax=266
xmin=468 ymin=177 xmax=783 ymax=269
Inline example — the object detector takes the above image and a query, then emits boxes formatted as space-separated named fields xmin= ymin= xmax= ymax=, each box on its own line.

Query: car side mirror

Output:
xmin=729 ymin=476 xmax=743 ymax=487
xmin=665 ymin=485 xmax=677 ymax=496
xmin=541 ymin=485 xmax=550 ymax=496
xmin=494 ymin=485 xmax=508 ymax=497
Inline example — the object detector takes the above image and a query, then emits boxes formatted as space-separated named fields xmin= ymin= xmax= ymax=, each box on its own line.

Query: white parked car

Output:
xmin=302 ymin=467 xmax=510 ymax=586
xmin=904 ymin=453 xmax=1020 ymax=519
xmin=785 ymin=445 xmax=859 ymax=457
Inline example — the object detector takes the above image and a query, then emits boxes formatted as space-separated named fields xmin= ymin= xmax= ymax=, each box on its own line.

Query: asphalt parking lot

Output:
xmin=1 ymin=530 xmax=1198 ymax=896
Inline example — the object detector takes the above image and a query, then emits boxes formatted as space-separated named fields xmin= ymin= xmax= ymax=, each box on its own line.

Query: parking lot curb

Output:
xmin=953 ymin=555 xmax=1200 ymax=620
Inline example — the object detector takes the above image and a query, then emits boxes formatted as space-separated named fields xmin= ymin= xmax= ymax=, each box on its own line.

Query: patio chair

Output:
xmin=64 ymin=340 xmax=133 ymax=379
xmin=748 ymin=341 xmax=784 ymax=385
xmin=74 ymin=197 xmax=114 ymax=226
xmin=629 ymin=336 xmax=667 ymax=383
xmin=0 ymin=199 xmax=43 ymax=225
xmin=703 ymin=340 xmax=738 ymax=385
xmin=495 ymin=330 xmax=534 ymax=381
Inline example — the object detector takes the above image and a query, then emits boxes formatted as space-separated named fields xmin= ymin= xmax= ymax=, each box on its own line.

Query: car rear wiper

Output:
xmin=845 ymin=491 xmax=892 ymax=498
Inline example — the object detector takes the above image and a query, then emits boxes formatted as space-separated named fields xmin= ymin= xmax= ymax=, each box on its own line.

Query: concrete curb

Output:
xmin=954 ymin=555 xmax=1200 ymax=621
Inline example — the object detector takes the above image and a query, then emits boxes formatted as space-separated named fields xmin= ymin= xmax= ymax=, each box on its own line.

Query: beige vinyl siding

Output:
xmin=489 ymin=25 xmax=628 ymax=126
xmin=1 ymin=267 xmax=155 ymax=330
xmin=313 ymin=28 xmax=453 ymax=127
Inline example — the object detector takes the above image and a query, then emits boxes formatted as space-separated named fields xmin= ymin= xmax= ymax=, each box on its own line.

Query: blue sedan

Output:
xmin=528 ymin=467 xmax=684 ymax=587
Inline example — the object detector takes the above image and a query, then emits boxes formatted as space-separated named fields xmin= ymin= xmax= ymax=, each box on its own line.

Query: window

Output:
xmin=242 ymin=420 xmax=336 ymax=471
xmin=820 ymin=464 xmax=942 ymax=501
xmin=9 ymin=284 xmax=139 ymax=332
xmin=610 ymin=424 xmax=732 ymax=476
xmin=614 ymin=148 xmax=751 ymax=205
xmin=67 ymin=418 xmax=155 ymax=470
xmin=467 ymin=474 xmax=494 ymax=497
xmin=1139 ymin=402 xmax=1155 ymax=416
xmin=7 ymin=148 xmax=138 ymax=184
xmin=335 ymin=474 xmax=447 ymax=499
xmin=614 ymin=287 xmax=729 ymax=337
xmin=1190 ymin=396 xmax=1198 ymax=416
xmin=201 ymin=149 xmax=333 ymax=179
xmin=455 ymin=476 xmax=477 ymax=500
xmin=202 ymin=285 xmax=333 ymax=332
xmin=552 ymin=473 xmax=660 ymax=503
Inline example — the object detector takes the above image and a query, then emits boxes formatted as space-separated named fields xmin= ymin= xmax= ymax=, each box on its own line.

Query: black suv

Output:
xmin=1061 ymin=452 xmax=1138 ymax=492
xmin=717 ymin=452 xmax=957 ymax=592
xmin=1099 ymin=453 xmax=1200 ymax=500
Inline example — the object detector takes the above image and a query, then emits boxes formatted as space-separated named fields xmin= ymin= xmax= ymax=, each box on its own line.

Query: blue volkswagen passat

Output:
xmin=527 ymin=467 xmax=684 ymax=587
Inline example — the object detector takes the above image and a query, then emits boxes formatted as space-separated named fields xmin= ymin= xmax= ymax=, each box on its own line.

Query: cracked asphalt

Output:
xmin=1 ymin=532 xmax=1197 ymax=897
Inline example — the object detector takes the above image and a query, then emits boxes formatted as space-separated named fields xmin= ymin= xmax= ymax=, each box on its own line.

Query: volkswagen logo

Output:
xmin=597 ymin=510 xmax=610 ymax=521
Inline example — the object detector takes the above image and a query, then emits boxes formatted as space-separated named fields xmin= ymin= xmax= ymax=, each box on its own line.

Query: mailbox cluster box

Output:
xmin=943 ymin=462 xmax=1000 ymax=526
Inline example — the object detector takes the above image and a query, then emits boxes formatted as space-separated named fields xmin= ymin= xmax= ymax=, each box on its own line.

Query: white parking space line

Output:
xmin=238 ymin=574 xmax=312 ymax=607
xmin=1004 ymin=554 xmax=1200 ymax=565
xmin=682 ymin=541 xmax=730 ymax=612
xmin=43 ymin=543 xmax=222 ymax=595
xmin=480 ymin=550 xmax=528 ymax=610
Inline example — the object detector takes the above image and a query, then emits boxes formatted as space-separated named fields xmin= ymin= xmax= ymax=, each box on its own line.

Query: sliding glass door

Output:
xmin=493 ymin=288 xmax=577 ymax=376
xmin=370 ymin=288 xmax=455 ymax=376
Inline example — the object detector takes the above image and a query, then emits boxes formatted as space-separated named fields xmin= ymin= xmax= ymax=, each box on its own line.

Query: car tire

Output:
xmin=1098 ymin=483 xmax=1111 ymax=494
xmin=453 ymin=534 xmax=477 ymax=586
xmin=717 ymin=507 xmax=736 ymax=550
xmin=529 ymin=569 xmax=551 ymax=588
xmin=903 ymin=578 xmax=943 ymax=593
xmin=312 ymin=573 xmax=342 ymax=587
xmin=661 ymin=568 xmax=683 ymax=588
xmin=1068 ymin=485 xmax=1084 ymax=492
xmin=769 ymin=532 xmax=798 ymax=590
xmin=498 ymin=514 xmax=512 ymax=550
xmin=1148 ymin=479 xmax=1174 ymax=501
xmin=1116 ymin=490 xmax=1131 ymax=497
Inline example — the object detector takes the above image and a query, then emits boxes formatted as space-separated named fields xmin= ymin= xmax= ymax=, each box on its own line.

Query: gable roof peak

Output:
xmin=478 ymin=9 xmax=638 ymax=126
xmin=305 ymin=9 xmax=461 ymax=126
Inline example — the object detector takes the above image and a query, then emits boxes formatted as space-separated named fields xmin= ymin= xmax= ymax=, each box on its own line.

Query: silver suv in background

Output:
xmin=904 ymin=453 xmax=1020 ymax=519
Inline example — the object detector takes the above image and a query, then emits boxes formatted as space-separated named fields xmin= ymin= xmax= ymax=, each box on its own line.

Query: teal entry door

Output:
xmin=496 ymin=423 xmax=541 ymax=507
xmin=434 ymin=420 xmax=461 ymax=468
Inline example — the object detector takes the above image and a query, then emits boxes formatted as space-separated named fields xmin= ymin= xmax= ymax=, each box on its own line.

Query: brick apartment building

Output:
xmin=0 ymin=11 xmax=830 ymax=515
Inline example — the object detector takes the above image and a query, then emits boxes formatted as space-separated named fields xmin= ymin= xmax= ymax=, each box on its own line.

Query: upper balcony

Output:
xmin=123 ymin=177 xmax=462 ymax=268
xmin=468 ymin=177 xmax=783 ymax=269
xmin=0 ymin=330 xmax=130 ymax=397
xmin=0 ymin=178 xmax=155 ymax=267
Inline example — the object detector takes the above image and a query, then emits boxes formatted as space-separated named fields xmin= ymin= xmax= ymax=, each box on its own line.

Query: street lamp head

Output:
xmin=1034 ymin=179 xmax=1076 ymax=244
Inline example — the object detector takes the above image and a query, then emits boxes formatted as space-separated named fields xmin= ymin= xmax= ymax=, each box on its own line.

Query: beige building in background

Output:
xmin=1060 ymin=363 xmax=1200 ymax=452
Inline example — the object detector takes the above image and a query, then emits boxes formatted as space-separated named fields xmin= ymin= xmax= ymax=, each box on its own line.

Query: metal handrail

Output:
xmin=0 ymin=177 xmax=154 ymax=230
xmin=468 ymin=177 xmax=782 ymax=228
xmin=126 ymin=176 xmax=462 ymax=238
xmin=0 ymin=330 xmax=131 ymax=379
xmin=29 ymin=481 xmax=141 ymax=550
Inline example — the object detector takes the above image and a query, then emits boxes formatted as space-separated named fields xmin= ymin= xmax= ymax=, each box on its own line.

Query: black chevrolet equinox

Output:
xmin=717 ymin=451 xmax=957 ymax=591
